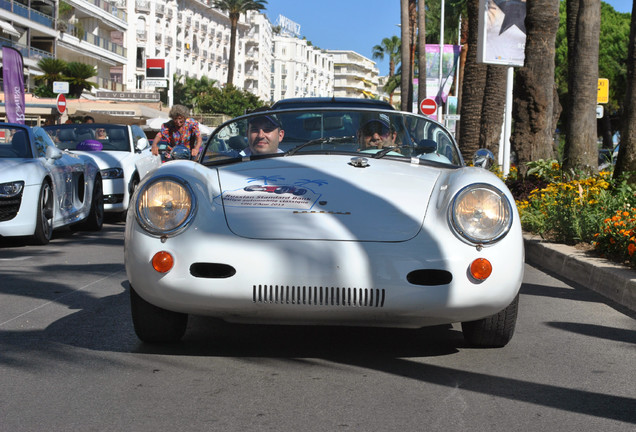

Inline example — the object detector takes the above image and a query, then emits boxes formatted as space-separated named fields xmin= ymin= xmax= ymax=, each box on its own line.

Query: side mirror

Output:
xmin=136 ymin=137 xmax=149 ymax=151
xmin=46 ymin=145 xmax=63 ymax=160
xmin=472 ymin=148 xmax=495 ymax=169
xmin=415 ymin=139 xmax=437 ymax=155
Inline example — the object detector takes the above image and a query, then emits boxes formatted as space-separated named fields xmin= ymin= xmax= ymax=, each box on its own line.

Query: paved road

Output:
xmin=0 ymin=222 xmax=634 ymax=432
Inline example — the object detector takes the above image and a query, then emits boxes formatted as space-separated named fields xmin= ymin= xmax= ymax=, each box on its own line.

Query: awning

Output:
xmin=0 ymin=20 xmax=21 ymax=38
xmin=69 ymin=102 xmax=167 ymax=125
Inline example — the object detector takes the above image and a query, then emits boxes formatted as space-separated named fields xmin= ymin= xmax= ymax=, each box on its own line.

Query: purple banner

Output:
xmin=2 ymin=46 xmax=26 ymax=124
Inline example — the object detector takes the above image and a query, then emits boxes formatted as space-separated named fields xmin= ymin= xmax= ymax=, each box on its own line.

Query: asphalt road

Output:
xmin=0 ymin=222 xmax=634 ymax=432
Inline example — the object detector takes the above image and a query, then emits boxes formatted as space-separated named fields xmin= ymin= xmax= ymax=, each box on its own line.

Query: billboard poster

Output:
xmin=412 ymin=44 xmax=462 ymax=116
xmin=2 ymin=46 xmax=26 ymax=124
xmin=477 ymin=0 xmax=526 ymax=66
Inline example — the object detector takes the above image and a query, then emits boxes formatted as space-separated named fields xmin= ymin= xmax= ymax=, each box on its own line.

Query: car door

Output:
xmin=130 ymin=125 xmax=160 ymax=178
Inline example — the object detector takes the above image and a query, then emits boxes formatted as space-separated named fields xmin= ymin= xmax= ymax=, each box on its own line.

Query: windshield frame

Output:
xmin=201 ymin=107 xmax=463 ymax=167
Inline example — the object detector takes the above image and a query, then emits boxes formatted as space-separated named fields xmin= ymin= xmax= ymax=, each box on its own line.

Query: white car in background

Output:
xmin=44 ymin=123 xmax=161 ymax=217
xmin=0 ymin=123 xmax=103 ymax=244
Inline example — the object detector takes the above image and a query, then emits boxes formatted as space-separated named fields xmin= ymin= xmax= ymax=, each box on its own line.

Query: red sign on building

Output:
xmin=146 ymin=58 xmax=166 ymax=78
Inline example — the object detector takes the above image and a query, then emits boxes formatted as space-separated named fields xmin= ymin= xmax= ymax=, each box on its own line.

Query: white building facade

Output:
xmin=328 ymin=50 xmax=380 ymax=99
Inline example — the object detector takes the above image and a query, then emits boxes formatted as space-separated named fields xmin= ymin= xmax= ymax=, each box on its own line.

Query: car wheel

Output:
xmin=130 ymin=285 xmax=188 ymax=343
xmin=32 ymin=181 xmax=53 ymax=245
xmin=83 ymin=176 xmax=104 ymax=231
xmin=461 ymin=294 xmax=519 ymax=348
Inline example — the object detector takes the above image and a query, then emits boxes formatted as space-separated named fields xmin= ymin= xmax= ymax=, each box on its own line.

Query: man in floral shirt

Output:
xmin=151 ymin=105 xmax=202 ymax=159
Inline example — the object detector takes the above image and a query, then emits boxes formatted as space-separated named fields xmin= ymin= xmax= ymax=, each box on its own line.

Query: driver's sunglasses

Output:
xmin=362 ymin=123 xmax=391 ymax=137
xmin=249 ymin=125 xmax=277 ymax=133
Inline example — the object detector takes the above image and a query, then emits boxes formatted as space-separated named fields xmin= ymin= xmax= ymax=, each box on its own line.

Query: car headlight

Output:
xmin=450 ymin=184 xmax=513 ymax=244
xmin=0 ymin=181 xmax=24 ymax=198
xmin=101 ymin=168 xmax=124 ymax=179
xmin=135 ymin=176 xmax=196 ymax=236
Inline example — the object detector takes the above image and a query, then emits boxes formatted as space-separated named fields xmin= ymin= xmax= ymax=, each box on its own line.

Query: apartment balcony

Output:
xmin=60 ymin=23 xmax=127 ymax=58
xmin=166 ymin=36 xmax=173 ymax=46
xmin=155 ymin=33 xmax=162 ymax=43
xmin=0 ymin=35 xmax=53 ymax=62
xmin=0 ymin=0 xmax=54 ymax=29
xmin=136 ymin=30 xmax=146 ymax=42
xmin=135 ymin=0 xmax=150 ymax=13
xmin=166 ymin=9 xmax=173 ymax=19
xmin=156 ymin=4 xmax=165 ymax=16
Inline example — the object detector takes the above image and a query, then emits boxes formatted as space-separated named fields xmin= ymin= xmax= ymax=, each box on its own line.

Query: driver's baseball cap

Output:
xmin=248 ymin=115 xmax=281 ymax=130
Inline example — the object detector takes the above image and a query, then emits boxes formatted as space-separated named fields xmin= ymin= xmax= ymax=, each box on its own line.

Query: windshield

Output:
xmin=201 ymin=107 xmax=462 ymax=166
xmin=43 ymin=123 xmax=131 ymax=152
xmin=0 ymin=125 xmax=33 ymax=159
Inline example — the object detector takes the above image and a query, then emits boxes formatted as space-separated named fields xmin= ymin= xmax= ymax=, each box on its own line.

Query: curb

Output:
xmin=523 ymin=234 xmax=636 ymax=312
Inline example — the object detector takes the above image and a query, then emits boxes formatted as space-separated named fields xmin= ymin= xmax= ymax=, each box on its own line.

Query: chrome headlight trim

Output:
xmin=0 ymin=181 xmax=24 ymax=198
xmin=449 ymin=183 xmax=513 ymax=245
xmin=135 ymin=175 xmax=197 ymax=237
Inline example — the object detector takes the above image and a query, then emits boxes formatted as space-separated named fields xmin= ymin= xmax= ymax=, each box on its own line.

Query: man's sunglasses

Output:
xmin=249 ymin=125 xmax=277 ymax=133
xmin=362 ymin=123 xmax=391 ymax=137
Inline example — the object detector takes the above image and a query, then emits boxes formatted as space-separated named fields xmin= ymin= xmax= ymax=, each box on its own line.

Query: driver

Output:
xmin=357 ymin=117 xmax=398 ymax=150
xmin=242 ymin=115 xmax=284 ymax=156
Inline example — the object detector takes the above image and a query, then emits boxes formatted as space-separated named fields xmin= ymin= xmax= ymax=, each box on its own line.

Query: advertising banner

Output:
xmin=412 ymin=44 xmax=462 ymax=115
xmin=2 ymin=46 xmax=26 ymax=124
xmin=477 ymin=0 xmax=527 ymax=66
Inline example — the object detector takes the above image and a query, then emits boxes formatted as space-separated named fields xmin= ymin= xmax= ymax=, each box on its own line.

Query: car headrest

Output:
xmin=58 ymin=128 xmax=76 ymax=141
xmin=109 ymin=129 xmax=127 ymax=140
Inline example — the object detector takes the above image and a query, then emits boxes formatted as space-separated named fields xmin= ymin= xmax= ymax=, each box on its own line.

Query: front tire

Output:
xmin=130 ymin=285 xmax=188 ymax=343
xmin=32 ymin=181 xmax=53 ymax=245
xmin=462 ymin=294 xmax=519 ymax=348
xmin=81 ymin=176 xmax=104 ymax=231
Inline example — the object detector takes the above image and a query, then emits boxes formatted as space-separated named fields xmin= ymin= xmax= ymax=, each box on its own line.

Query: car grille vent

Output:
xmin=0 ymin=195 xmax=22 ymax=222
xmin=253 ymin=285 xmax=385 ymax=308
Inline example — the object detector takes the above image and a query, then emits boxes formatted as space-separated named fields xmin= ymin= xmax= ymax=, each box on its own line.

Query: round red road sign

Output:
xmin=56 ymin=93 xmax=67 ymax=114
xmin=420 ymin=98 xmax=437 ymax=116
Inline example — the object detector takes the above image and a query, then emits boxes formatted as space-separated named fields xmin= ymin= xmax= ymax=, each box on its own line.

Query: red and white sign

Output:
xmin=146 ymin=58 xmax=166 ymax=78
xmin=420 ymin=98 xmax=437 ymax=116
xmin=56 ymin=93 xmax=67 ymax=114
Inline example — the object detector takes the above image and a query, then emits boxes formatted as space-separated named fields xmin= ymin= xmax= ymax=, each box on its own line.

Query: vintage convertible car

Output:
xmin=43 ymin=123 xmax=160 ymax=216
xmin=0 ymin=123 xmax=103 ymax=244
xmin=125 ymin=106 xmax=524 ymax=347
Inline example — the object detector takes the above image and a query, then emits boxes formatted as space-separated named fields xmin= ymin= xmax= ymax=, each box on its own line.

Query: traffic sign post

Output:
xmin=420 ymin=98 xmax=437 ymax=116
xmin=56 ymin=93 xmax=67 ymax=114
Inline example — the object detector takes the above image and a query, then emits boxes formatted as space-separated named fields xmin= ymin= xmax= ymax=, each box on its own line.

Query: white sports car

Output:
xmin=125 ymin=105 xmax=524 ymax=347
xmin=0 ymin=123 xmax=103 ymax=244
xmin=43 ymin=123 xmax=161 ymax=216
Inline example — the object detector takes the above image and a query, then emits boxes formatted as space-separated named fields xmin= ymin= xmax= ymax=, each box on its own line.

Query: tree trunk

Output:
xmin=401 ymin=0 xmax=411 ymax=111
xmin=418 ymin=0 xmax=427 ymax=104
xmin=563 ymin=0 xmax=601 ymax=173
xmin=455 ymin=14 xmax=469 ymax=140
xmin=479 ymin=65 xmax=507 ymax=156
xmin=227 ymin=15 xmax=238 ymax=86
xmin=511 ymin=0 xmax=561 ymax=175
xmin=458 ymin=0 xmax=488 ymax=160
xmin=613 ymin=3 xmax=636 ymax=182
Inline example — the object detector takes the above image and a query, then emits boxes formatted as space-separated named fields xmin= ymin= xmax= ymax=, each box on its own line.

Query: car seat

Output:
xmin=108 ymin=129 xmax=128 ymax=150
xmin=57 ymin=128 xmax=77 ymax=149
xmin=11 ymin=131 xmax=31 ymax=158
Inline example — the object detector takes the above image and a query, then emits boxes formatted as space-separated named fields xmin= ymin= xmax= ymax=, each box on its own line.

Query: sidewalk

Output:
xmin=523 ymin=233 xmax=636 ymax=312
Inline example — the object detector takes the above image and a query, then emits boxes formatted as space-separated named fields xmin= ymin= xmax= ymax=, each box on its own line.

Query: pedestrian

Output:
xmin=151 ymin=105 xmax=202 ymax=158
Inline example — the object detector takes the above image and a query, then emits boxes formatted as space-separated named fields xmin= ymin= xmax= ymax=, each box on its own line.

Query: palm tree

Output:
xmin=64 ymin=62 xmax=97 ymax=98
xmin=417 ymin=0 xmax=427 ymax=104
xmin=213 ymin=0 xmax=267 ymax=86
xmin=613 ymin=2 xmax=636 ymax=182
xmin=400 ymin=0 xmax=411 ymax=111
xmin=34 ymin=58 xmax=67 ymax=87
xmin=372 ymin=36 xmax=401 ymax=104
xmin=562 ymin=0 xmax=601 ymax=173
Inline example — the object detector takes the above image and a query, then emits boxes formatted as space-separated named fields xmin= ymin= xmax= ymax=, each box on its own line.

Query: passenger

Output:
xmin=151 ymin=105 xmax=202 ymax=158
xmin=242 ymin=114 xmax=284 ymax=156
xmin=95 ymin=128 xmax=108 ymax=140
xmin=83 ymin=116 xmax=95 ymax=124
xmin=357 ymin=117 xmax=398 ymax=150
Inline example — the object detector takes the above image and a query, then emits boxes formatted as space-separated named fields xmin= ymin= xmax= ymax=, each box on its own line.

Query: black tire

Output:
xmin=81 ymin=176 xmax=104 ymax=231
xmin=462 ymin=294 xmax=519 ymax=348
xmin=130 ymin=285 xmax=188 ymax=343
xmin=32 ymin=181 xmax=53 ymax=245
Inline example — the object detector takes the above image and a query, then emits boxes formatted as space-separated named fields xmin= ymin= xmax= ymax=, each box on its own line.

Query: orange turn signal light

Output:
xmin=152 ymin=251 xmax=174 ymax=273
xmin=470 ymin=258 xmax=492 ymax=281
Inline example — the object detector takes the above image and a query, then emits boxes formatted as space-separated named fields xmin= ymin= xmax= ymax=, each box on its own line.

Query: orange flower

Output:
xmin=628 ymin=243 xmax=636 ymax=256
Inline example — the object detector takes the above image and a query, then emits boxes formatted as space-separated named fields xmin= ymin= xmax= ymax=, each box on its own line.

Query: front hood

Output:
xmin=215 ymin=156 xmax=442 ymax=241
xmin=0 ymin=159 xmax=43 ymax=186
xmin=72 ymin=150 xmax=129 ymax=169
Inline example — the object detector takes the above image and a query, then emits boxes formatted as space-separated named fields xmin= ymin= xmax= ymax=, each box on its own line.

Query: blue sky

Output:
xmin=263 ymin=0 xmax=632 ymax=76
